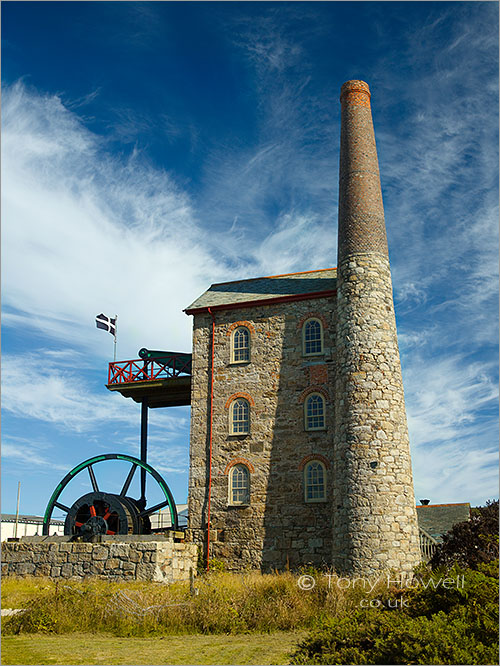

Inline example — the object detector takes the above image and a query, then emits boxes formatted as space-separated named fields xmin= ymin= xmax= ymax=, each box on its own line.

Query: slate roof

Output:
xmin=185 ymin=268 xmax=337 ymax=312
xmin=416 ymin=503 xmax=471 ymax=542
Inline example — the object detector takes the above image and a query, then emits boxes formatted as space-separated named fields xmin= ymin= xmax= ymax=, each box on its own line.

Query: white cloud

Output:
xmin=371 ymin=5 xmax=497 ymax=314
xmin=116 ymin=433 xmax=189 ymax=476
xmin=406 ymin=355 xmax=497 ymax=446
xmin=406 ymin=353 xmax=498 ymax=505
xmin=1 ymin=352 xmax=186 ymax=435
xmin=412 ymin=441 xmax=498 ymax=507
xmin=2 ymin=3 xmax=497 ymax=512
xmin=2 ymin=436 xmax=70 ymax=473
xmin=254 ymin=212 xmax=335 ymax=277
xmin=2 ymin=80 xmax=338 ymax=363
xmin=1 ymin=82 xmax=226 ymax=361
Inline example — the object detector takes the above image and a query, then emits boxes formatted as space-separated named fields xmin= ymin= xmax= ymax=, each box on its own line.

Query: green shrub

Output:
xmin=430 ymin=500 xmax=499 ymax=570
xmin=291 ymin=561 xmax=499 ymax=665
xmin=207 ymin=557 xmax=227 ymax=572
xmin=290 ymin=608 xmax=499 ymax=665
xmin=406 ymin=560 xmax=498 ymax=613
xmin=404 ymin=559 xmax=499 ymax=649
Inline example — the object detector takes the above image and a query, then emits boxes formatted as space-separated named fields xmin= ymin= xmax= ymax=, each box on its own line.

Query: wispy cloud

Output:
xmin=2 ymin=79 xmax=338 ymax=361
xmin=193 ymin=8 xmax=339 ymax=273
xmin=1 ymin=82 xmax=226 ymax=359
xmin=406 ymin=355 xmax=498 ymax=446
xmin=2 ymin=3 xmax=497 ymax=512
xmin=372 ymin=4 xmax=498 ymax=355
xmin=1 ymin=352 xmax=186 ymax=436
xmin=406 ymin=353 xmax=498 ymax=505
xmin=2 ymin=436 xmax=71 ymax=473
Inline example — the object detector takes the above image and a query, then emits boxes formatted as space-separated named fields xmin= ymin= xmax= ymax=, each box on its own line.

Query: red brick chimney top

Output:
xmin=340 ymin=80 xmax=371 ymax=107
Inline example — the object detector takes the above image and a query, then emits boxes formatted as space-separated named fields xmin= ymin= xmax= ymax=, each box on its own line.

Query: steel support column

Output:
xmin=139 ymin=398 xmax=148 ymax=509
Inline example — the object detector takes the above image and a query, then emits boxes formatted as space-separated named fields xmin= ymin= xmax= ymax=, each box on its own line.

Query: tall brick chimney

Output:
xmin=333 ymin=80 xmax=421 ymax=575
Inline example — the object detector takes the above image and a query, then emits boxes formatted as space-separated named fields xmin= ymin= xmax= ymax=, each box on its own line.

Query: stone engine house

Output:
xmin=184 ymin=80 xmax=421 ymax=576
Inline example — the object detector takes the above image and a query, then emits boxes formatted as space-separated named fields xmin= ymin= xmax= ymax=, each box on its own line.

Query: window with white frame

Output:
xmin=229 ymin=464 xmax=250 ymax=505
xmin=303 ymin=318 xmax=323 ymax=355
xmin=230 ymin=398 xmax=250 ymax=434
xmin=231 ymin=327 xmax=250 ymax=363
xmin=304 ymin=460 xmax=326 ymax=502
xmin=305 ymin=393 xmax=326 ymax=431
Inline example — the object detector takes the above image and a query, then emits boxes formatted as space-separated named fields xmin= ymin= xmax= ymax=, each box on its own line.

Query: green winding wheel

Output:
xmin=42 ymin=454 xmax=178 ymax=537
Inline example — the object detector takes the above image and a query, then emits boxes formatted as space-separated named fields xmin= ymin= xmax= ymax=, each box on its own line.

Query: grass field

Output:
xmin=0 ymin=571 xmax=378 ymax=665
xmin=1 ymin=572 xmax=380 ymax=637
xmin=1 ymin=631 xmax=306 ymax=665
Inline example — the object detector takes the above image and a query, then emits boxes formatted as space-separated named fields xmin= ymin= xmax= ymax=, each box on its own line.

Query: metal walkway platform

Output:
xmin=106 ymin=352 xmax=192 ymax=408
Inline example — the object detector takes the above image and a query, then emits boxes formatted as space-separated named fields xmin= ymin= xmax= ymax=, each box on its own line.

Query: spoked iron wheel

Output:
xmin=65 ymin=491 xmax=141 ymax=537
xmin=42 ymin=454 xmax=178 ymax=537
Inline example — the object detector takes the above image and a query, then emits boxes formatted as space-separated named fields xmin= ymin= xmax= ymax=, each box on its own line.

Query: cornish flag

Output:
xmin=95 ymin=313 xmax=116 ymax=337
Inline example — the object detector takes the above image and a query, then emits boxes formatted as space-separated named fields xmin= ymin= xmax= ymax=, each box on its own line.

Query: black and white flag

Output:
xmin=96 ymin=313 xmax=117 ymax=337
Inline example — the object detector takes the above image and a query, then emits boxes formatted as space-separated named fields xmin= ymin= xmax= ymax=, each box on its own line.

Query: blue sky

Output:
xmin=2 ymin=1 xmax=498 ymax=520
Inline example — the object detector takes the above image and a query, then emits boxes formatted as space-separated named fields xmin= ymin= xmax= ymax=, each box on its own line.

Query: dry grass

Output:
xmin=2 ymin=570 xmax=386 ymax=637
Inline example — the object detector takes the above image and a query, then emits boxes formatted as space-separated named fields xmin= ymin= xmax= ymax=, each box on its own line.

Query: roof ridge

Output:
xmin=416 ymin=503 xmax=471 ymax=508
xmin=209 ymin=267 xmax=336 ymax=288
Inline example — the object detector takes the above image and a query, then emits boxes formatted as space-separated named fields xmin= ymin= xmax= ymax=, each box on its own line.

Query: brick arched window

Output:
xmin=304 ymin=393 xmax=326 ymax=431
xmin=230 ymin=398 xmax=250 ymax=434
xmin=303 ymin=318 xmax=323 ymax=356
xmin=231 ymin=326 xmax=250 ymax=363
xmin=229 ymin=464 xmax=250 ymax=505
xmin=304 ymin=460 xmax=327 ymax=502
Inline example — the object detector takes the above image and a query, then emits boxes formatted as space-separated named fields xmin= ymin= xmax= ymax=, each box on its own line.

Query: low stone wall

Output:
xmin=1 ymin=540 xmax=198 ymax=583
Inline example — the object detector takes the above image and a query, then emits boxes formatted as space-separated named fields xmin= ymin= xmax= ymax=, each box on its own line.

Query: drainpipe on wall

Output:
xmin=206 ymin=307 xmax=216 ymax=571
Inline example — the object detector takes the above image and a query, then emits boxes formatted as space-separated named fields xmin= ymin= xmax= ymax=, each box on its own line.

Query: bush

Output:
xmin=291 ymin=562 xmax=499 ymax=665
xmin=406 ymin=560 xmax=497 ymax=611
xmin=290 ymin=608 xmax=499 ymax=665
xmin=430 ymin=500 xmax=499 ymax=570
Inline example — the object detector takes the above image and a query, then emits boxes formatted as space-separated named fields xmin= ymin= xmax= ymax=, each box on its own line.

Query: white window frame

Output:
xmin=304 ymin=393 xmax=326 ymax=431
xmin=231 ymin=327 xmax=250 ymax=364
xmin=304 ymin=460 xmax=327 ymax=503
xmin=302 ymin=318 xmax=324 ymax=356
xmin=229 ymin=464 xmax=250 ymax=505
xmin=230 ymin=398 xmax=250 ymax=435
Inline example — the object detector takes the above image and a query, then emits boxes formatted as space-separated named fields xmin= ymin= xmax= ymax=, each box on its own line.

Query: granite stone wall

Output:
xmin=188 ymin=296 xmax=337 ymax=571
xmin=2 ymin=540 xmax=198 ymax=583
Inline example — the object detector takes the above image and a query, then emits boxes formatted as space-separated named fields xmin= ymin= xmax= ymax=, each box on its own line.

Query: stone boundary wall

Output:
xmin=2 ymin=540 xmax=198 ymax=583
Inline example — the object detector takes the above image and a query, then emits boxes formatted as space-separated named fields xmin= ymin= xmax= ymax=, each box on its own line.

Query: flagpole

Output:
xmin=114 ymin=314 xmax=118 ymax=361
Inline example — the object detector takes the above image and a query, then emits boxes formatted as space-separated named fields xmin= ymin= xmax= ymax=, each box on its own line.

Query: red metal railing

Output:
xmin=108 ymin=355 xmax=192 ymax=385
